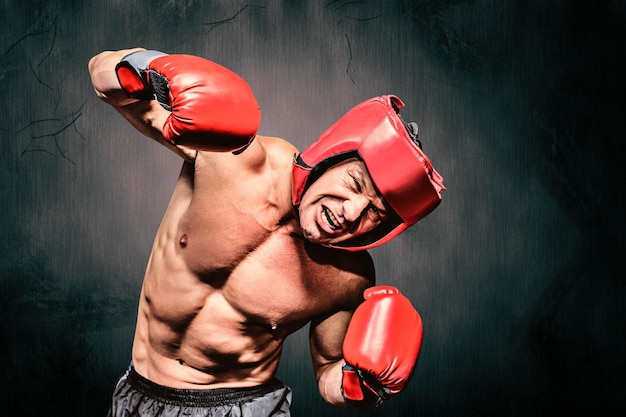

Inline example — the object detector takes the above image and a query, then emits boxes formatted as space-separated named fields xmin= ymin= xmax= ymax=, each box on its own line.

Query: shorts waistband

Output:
xmin=127 ymin=366 xmax=285 ymax=407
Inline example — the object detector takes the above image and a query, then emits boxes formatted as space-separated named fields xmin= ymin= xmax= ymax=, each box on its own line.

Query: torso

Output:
xmin=131 ymin=136 xmax=373 ymax=389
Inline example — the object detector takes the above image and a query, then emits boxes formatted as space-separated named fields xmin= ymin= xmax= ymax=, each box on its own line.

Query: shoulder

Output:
xmin=333 ymin=249 xmax=375 ymax=284
xmin=305 ymin=243 xmax=376 ymax=308
xmin=254 ymin=135 xmax=299 ymax=166
xmin=255 ymin=135 xmax=298 ymax=151
xmin=300 ymin=232 xmax=376 ymax=285
xmin=195 ymin=135 xmax=296 ymax=172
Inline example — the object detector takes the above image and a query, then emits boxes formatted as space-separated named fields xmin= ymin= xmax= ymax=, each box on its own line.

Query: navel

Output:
xmin=179 ymin=234 xmax=188 ymax=248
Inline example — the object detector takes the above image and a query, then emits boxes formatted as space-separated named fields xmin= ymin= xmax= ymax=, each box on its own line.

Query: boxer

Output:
xmin=88 ymin=48 xmax=444 ymax=416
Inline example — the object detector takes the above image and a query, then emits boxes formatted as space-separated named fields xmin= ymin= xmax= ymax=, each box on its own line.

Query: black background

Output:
xmin=1 ymin=1 xmax=624 ymax=416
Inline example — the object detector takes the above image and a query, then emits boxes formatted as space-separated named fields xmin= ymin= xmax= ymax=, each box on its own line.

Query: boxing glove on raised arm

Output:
xmin=115 ymin=50 xmax=261 ymax=152
xmin=341 ymin=286 xmax=423 ymax=408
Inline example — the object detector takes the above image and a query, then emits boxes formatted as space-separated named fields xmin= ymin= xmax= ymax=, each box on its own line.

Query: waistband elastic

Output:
xmin=127 ymin=366 xmax=285 ymax=407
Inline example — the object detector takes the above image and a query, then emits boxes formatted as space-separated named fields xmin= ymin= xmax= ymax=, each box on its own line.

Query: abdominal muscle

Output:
xmin=128 ymin=192 xmax=312 ymax=389
xmin=130 ymin=236 xmax=296 ymax=389
xmin=131 ymin=287 xmax=285 ymax=389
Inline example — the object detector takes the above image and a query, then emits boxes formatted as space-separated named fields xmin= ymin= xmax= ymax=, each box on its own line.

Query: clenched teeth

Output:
xmin=322 ymin=207 xmax=340 ymax=230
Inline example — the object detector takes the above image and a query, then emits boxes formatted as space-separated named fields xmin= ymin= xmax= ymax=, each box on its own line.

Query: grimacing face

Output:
xmin=297 ymin=158 xmax=388 ymax=246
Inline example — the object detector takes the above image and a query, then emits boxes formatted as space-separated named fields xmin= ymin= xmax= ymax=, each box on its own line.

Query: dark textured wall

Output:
xmin=1 ymin=1 xmax=624 ymax=416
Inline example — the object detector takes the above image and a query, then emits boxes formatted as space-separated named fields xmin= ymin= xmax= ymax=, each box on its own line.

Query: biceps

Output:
xmin=309 ymin=310 xmax=353 ymax=373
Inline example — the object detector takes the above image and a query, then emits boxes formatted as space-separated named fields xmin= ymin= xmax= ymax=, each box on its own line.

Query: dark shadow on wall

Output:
xmin=0 ymin=233 xmax=138 ymax=415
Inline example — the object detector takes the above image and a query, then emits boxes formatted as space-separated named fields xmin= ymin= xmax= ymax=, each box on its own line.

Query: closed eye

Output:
xmin=352 ymin=176 xmax=362 ymax=193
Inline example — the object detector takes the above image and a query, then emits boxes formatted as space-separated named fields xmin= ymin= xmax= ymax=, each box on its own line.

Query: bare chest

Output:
xmin=176 ymin=164 xmax=288 ymax=275
xmin=225 ymin=233 xmax=343 ymax=326
xmin=144 ymin=153 xmax=370 ymax=333
xmin=144 ymin=226 xmax=351 ymax=345
xmin=191 ymin=224 xmax=344 ymax=322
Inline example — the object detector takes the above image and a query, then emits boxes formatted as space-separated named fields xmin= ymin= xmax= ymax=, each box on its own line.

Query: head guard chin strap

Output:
xmin=292 ymin=95 xmax=445 ymax=251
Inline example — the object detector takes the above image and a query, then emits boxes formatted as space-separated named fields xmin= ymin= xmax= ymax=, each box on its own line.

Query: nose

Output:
xmin=343 ymin=195 xmax=370 ymax=222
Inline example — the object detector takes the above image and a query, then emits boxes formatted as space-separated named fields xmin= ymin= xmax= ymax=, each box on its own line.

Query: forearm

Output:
xmin=88 ymin=48 xmax=145 ymax=106
xmin=317 ymin=360 xmax=349 ymax=408
xmin=88 ymin=48 xmax=195 ymax=159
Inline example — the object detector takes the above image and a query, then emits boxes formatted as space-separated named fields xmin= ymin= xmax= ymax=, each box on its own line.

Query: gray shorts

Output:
xmin=107 ymin=365 xmax=292 ymax=417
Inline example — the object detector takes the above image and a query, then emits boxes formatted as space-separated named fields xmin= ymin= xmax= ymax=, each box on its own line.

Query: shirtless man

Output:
xmin=88 ymin=48 xmax=445 ymax=416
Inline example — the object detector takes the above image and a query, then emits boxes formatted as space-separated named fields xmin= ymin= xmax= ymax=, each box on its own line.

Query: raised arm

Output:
xmin=88 ymin=48 xmax=261 ymax=159
xmin=88 ymin=48 xmax=185 ymax=157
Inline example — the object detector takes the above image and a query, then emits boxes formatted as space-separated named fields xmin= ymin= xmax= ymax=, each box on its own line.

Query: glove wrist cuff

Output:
xmin=115 ymin=50 xmax=168 ymax=100
xmin=341 ymin=363 xmax=385 ymax=409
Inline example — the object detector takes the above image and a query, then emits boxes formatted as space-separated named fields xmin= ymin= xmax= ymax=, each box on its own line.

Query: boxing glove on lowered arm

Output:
xmin=341 ymin=286 xmax=423 ymax=408
xmin=115 ymin=50 xmax=261 ymax=152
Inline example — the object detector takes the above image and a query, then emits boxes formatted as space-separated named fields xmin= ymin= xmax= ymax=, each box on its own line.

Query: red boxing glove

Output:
xmin=115 ymin=50 xmax=261 ymax=152
xmin=341 ymin=286 xmax=423 ymax=408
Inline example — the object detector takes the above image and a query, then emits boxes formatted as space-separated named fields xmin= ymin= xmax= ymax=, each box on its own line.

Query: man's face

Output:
xmin=298 ymin=158 xmax=388 ymax=246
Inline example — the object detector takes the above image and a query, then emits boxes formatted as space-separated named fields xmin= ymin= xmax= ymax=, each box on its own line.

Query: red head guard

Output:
xmin=292 ymin=95 xmax=445 ymax=251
